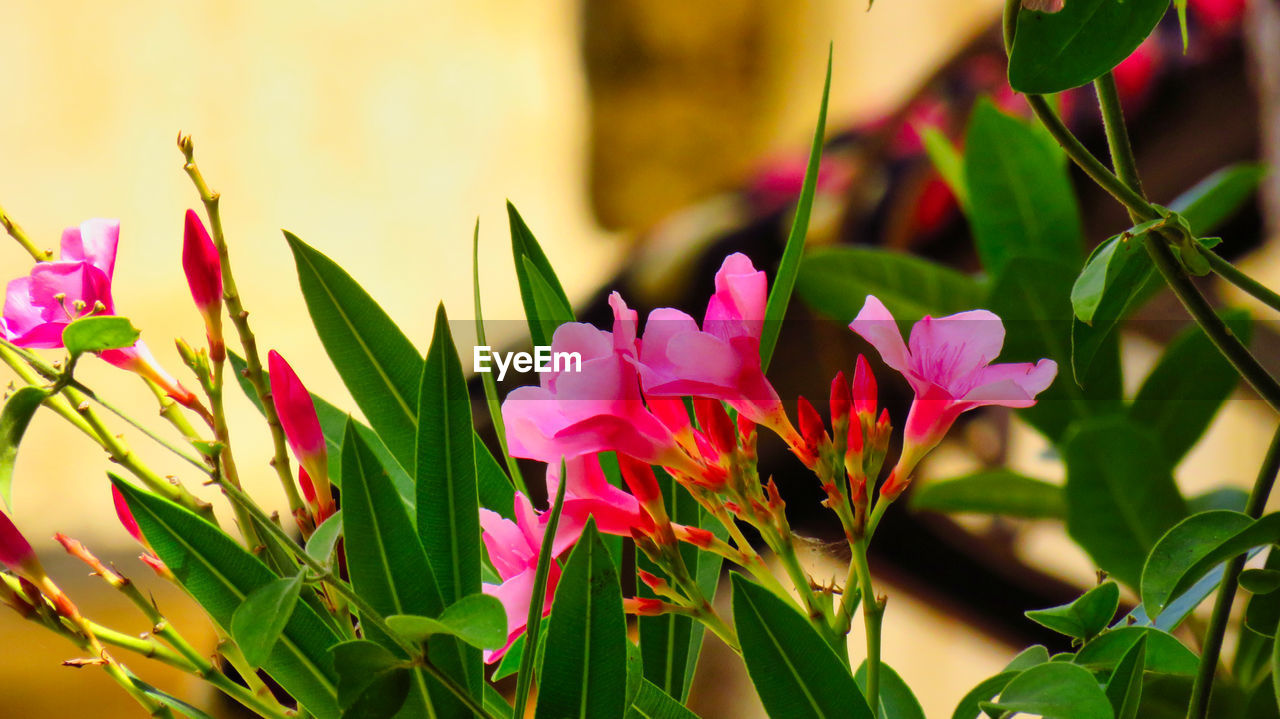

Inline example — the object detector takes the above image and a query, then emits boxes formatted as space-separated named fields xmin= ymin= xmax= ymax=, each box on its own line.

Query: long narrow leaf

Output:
xmin=472 ymin=219 xmax=526 ymax=491
xmin=512 ymin=463 xmax=569 ymax=719
xmin=0 ymin=386 xmax=47 ymax=508
xmin=508 ymin=202 xmax=573 ymax=349
xmin=760 ymin=45 xmax=832 ymax=371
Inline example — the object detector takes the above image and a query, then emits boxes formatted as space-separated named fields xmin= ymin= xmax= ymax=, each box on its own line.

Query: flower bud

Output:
xmin=637 ymin=569 xmax=668 ymax=592
xmin=112 ymin=486 xmax=144 ymax=544
xmin=182 ymin=209 xmax=224 ymax=361
xmin=673 ymin=525 xmax=716 ymax=548
xmin=623 ymin=597 xmax=667 ymax=616
xmin=648 ymin=397 xmax=694 ymax=446
xmin=830 ymin=371 xmax=851 ymax=428
xmin=269 ymin=351 xmax=333 ymax=514
xmin=853 ymin=354 xmax=877 ymax=422
xmin=617 ymin=454 xmax=662 ymax=506
xmin=874 ymin=408 xmax=892 ymax=453
xmin=797 ymin=396 xmax=828 ymax=452
xmin=694 ymin=398 xmax=736 ymax=457
xmin=0 ymin=510 xmax=39 ymax=577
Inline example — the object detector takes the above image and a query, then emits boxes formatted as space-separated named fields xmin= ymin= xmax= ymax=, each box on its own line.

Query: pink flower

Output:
xmin=1 ymin=219 xmax=199 ymax=408
xmin=480 ymin=493 xmax=579 ymax=663
xmin=112 ymin=485 xmax=144 ymax=544
xmin=637 ymin=254 xmax=796 ymax=443
xmin=268 ymin=351 xmax=335 ymax=520
xmin=182 ymin=210 xmax=224 ymax=361
xmin=548 ymin=455 xmax=652 ymax=538
xmin=849 ymin=295 xmax=1056 ymax=497
xmin=0 ymin=510 xmax=38 ymax=576
xmin=502 ymin=294 xmax=697 ymax=473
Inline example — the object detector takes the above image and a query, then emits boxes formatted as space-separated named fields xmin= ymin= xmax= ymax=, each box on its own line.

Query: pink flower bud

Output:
xmin=297 ymin=467 xmax=318 ymax=505
xmin=797 ymin=396 xmax=828 ymax=452
xmin=617 ymin=454 xmax=662 ymax=506
xmin=0 ymin=511 xmax=38 ymax=576
xmin=112 ymin=486 xmax=144 ymax=544
xmin=830 ymin=370 xmax=851 ymax=427
xmin=853 ymin=355 xmax=877 ymax=421
xmin=624 ymin=597 xmax=666 ymax=616
xmin=269 ymin=351 xmax=327 ymax=471
xmin=694 ymin=398 xmax=737 ymax=457
xmin=182 ymin=210 xmax=225 ymax=361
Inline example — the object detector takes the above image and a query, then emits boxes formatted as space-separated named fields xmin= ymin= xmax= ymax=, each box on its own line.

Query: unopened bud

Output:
xmin=673 ymin=525 xmax=716 ymax=548
xmin=874 ymin=408 xmax=892 ymax=453
xmin=183 ymin=210 xmax=225 ymax=362
xmin=797 ymin=396 xmax=828 ymax=455
xmin=0 ymin=510 xmax=39 ymax=577
xmin=830 ymin=371 xmax=851 ymax=427
xmin=694 ymin=398 xmax=737 ymax=457
xmin=618 ymin=454 xmax=662 ymax=506
xmin=623 ymin=597 xmax=667 ymax=616
xmin=112 ymin=486 xmax=145 ymax=544
xmin=853 ymin=355 xmax=877 ymax=421
xmin=637 ymin=569 xmax=668 ymax=592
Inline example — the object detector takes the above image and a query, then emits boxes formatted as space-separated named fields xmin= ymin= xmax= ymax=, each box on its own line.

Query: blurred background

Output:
xmin=0 ymin=0 xmax=1274 ymax=716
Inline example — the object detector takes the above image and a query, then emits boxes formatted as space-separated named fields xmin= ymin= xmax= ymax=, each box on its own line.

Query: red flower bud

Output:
xmin=112 ymin=485 xmax=144 ymax=544
xmin=674 ymin=525 xmax=716 ymax=548
xmin=269 ymin=351 xmax=330 ymax=492
xmin=853 ymin=354 xmax=877 ymax=421
xmin=694 ymin=398 xmax=737 ymax=456
xmin=797 ymin=396 xmax=828 ymax=451
xmin=0 ymin=510 xmax=37 ymax=576
xmin=875 ymin=408 xmax=892 ymax=452
xmin=735 ymin=413 xmax=756 ymax=442
xmin=182 ymin=210 xmax=224 ymax=361
xmin=847 ymin=418 xmax=864 ymax=457
xmin=637 ymin=569 xmax=667 ymax=591
xmin=624 ymin=597 xmax=666 ymax=616
xmin=617 ymin=454 xmax=662 ymax=505
xmin=830 ymin=370 xmax=851 ymax=426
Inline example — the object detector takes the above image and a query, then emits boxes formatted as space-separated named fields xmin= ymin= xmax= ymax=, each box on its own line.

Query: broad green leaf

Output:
xmin=305 ymin=510 xmax=344 ymax=565
xmin=1188 ymin=487 xmax=1249 ymax=514
xmin=731 ymin=574 xmax=873 ymax=719
xmin=0 ymin=385 xmax=47 ymax=508
xmin=535 ymin=520 xmax=629 ymax=719
xmin=1243 ymin=568 xmax=1280 ymax=595
xmin=988 ymin=257 xmax=1122 ymax=442
xmin=627 ymin=679 xmax=704 ymax=719
xmin=626 ymin=640 xmax=645 ymax=709
xmin=473 ymin=220 xmax=524 ymax=491
xmin=761 ymin=46 xmax=831 ymax=370
xmin=111 ymin=477 xmax=341 ymax=718
xmin=231 ymin=573 xmax=305 ymax=667
xmin=1104 ymin=635 xmax=1146 ymax=719
xmin=1071 ymin=223 xmax=1160 ymax=325
xmin=1074 ymin=627 xmax=1199 ymax=676
xmin=1170 ymin=164 xmax=1269 ymax=237
xmin=921 ymin=126 xmax=968 ymax=209
xmin=796 ymin=247 xmax=985 ymax=325
xmin=485 ymin=685 xmax=515 ymax=719
xmin=340 ymin=421 xmax=468 ymax=718
xmin=387 ymin=593 xmax=507 ymax=651
xmin=963 ymin=99 xmax=1082 ymax=277
xmin=331 ymin=640 xmax=410 ymax=719
xmin=284 ymin=231 xmax=422 ymax=475
xmin=953 ymin=672 xmax=1020 ymax=719
xmin=474 ymin=433 xmax=515 ymax=519
xmin=417 ymin=304 xmax=481 ymax=608
xmin=62 ymin=316 xmax=139 ymax=357
xmin=511 ymin=467 xmax=568 ymax=718
xmin=984 ymin=662 xmax=1113 ymax=719
xmin=1065 ymin=417 xmax=1187 ymax=589
xmin=508 ymin=202 xmax=573 ymax=349
xmin=1142 ymin=510 xmax=1280 ymax=618
xmin=1008 ymin=0 xmax=1171 ymax=94
xmin=522 ymin=256 xmax=575 ymax=348
xmin=910 ymin=469 xmax=1065 ymax=519
xmin=1235 ymin=626 xmax=1274 ymax=694
xmin=855 ymin=661 xmax=926 ymax=719
xmin=132 ymin=677 xmax=218 ymax=719
xmin=1130 ymin=310 xmax=1251 ymax=466
xmin=1025 ymin=581 xmax=1120 ymax=640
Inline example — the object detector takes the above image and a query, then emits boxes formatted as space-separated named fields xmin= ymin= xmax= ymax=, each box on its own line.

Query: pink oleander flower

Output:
xmin=0 ymin=510 xmax=39 ymax=577
xmin=548 ymin=455 xmax=652 ymax=538
xmin=849 ymin=295 xmax=1057 ymax=498
xmin=502 ymin=294 xmax=698 ymax=474
xmin=268 ymin=350 xmax=335 ymax=520
xmin=481 ymin=493 xmax=580 ymax=663
xmin=1 ymin=219 xmax=199 ymax=408
xmin=182 ymin=209 xmax=224 ymax=361
xmin=637 ymin=253 xmax=799 ymax=446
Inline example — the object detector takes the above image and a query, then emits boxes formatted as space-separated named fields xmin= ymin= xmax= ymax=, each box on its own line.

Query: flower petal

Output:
xmin=848 ymin=295 xmax=912 ymax=375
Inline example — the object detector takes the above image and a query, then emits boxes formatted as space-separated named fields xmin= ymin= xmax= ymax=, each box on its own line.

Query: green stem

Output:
xmin=1204 ymin=249 xmax=1280 ymax=314
xmin=852 ymin=539 xmax=883 ymax=715
xmin=1093 ymin=73 xmax=1145 ymax=202
xmin=0 ymin=201 xmax=52 ymax=262
xmin=1187 ymin=425 xmax=1280 ymax=719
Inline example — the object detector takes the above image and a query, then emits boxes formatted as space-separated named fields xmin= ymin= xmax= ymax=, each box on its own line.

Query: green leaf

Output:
xmin=627 ymin=679 xmax=704 ymax=719
xmin=1130 ymin=310 xmax=1251 ymax=466
xmin=1142 ymin=510 xmax=1280 ymax=619
xmin=508 ymin=202 xmax=574 ymax=349
xmin=984 ymin=662 xmax=1114 ymax=719
xmin=796 ymin=247 xmax=985 ymax=324
xmin=1007 ymin=0 xmax=1171 ymax=94
xmin=473 ymin=219 xmax=524 ymax=491
xmin=231 ymin=573 xmax=305 ymax=667
xmin=284 ymin=231 xmax=422 ymax=476
xmin=988 ymin=257 xmax=1123 ymax=442
xmin=111 ymin=477 xmax=341 ymax=718
xmin=340 ymin=421 xmax=467 ymax=718
xmin=1242 ymin=569 xmax=1280 ymax=595
xmin=1104 ymin=635 xmax=1146 ymax=719
xmin=522 ymin=256 xmax=575 ymax=346
xmin=512 ymin=467 xmax=569 ymax=719
xmin=1025 ymin=581 xmax=1120 ymax=640
xmin=1065 ymin=417 xmax=1187 ymax=589
xmin=731 ymin=574 xmax=873 ymax=719
xmin=761 ymin=45 xmax=831 ymax=371
xmin=485 ymin=685 xmax=515 ymax=719
xmin=1188 ymin=487 xmax=1249 ymax=514
xmin=953 ymin=672 xmax=1020 ymax=719
xmin=491 ymin=616 xmax=548 ymax=680
xmin=474 ymin=433 xmax=515 ymax=519
xmin=305 ymin=510 xmax=344 ymax=565
xmin=1076 ymin=627 xmax=1198 ymax=675
xmin=921 ymin=126 xmax=968 ymax=209
xmin=535 ymin=520 xmax=629 ymax=719
xmin=855 ymin=661 xmax=925 ymax=719
xmin=387 ymin=593 xmax=507 ymax=651
xmin=963 ymin=99 xmax=1082 ymax=277
xmin=0 ymin=386 xmax=47 ymax=508
xmin=331 ymin=640 xmax=410 ymax=719
xmin=132 ymin=678 xmax=218 ymax=719
xmin=61 ymin=315 xmax=140 ymax=357
xmin=910 ymin=469 xmax=1065 ymax=519
xmin=1071 ymin=224 xmax=1160 ymax=325
xmin=1170 ymin=163 xmax=1269 ymax=237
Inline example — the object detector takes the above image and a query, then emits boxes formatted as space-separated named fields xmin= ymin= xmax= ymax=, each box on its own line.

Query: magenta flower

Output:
xmin=1 ymin=219 xmax=198 ymax=408
xmin=502 ymin=293 xmax=698 ymax=473
xmin=849 ymin=295 xmax=1057 ymax=497
xmin=636 ymin=253 xmax=797 ymax=444
xmin=547 ymin=455 xmax=653 ymax=538
xmin=0 ymin=510 xmax=38 ymax=576
xmin=182 ymin=210 xmax=224 ymax=361
xmin=268 ymin=350 xmax=336 ymax=519
xmin=480 ymin=493 xmax=579 ymax=663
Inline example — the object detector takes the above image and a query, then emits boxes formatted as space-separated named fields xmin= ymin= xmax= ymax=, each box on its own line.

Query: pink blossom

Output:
xmin=0 ymin=510 xmax=37 ymax=576
xmin=480 ymin=493 xmax=579 ymax=663
xmin=502 ymin=293 xmax=697 ymax=473
xmin=268 ymin=350 xmax=335 ymax=518
xmin=849 ymin=295 xmax=1056 ymax=497
xmin=548 ymin=455 xmax=651 ymax=537
xmin=637 ymin=254 xmax=796 ymax=443
xmin=1 ymin=219 xmax=198 ymax=407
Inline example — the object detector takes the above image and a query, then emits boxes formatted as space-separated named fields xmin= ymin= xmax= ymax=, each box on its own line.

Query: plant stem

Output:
xmin=1187 ymin=425 xmax=1280 ymax=719
xmin=179 ymin=136 xmax=306 ymax=518
xmin=1204 ymin=249 xmax=1280 ymax=314
xmin=0 ymin=201 xmax=51 ymax=261
xmin=1093 ymin=73 xmax=1145 ymax=203
xmin=852 ymin=538 xmax=883 ymax=715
